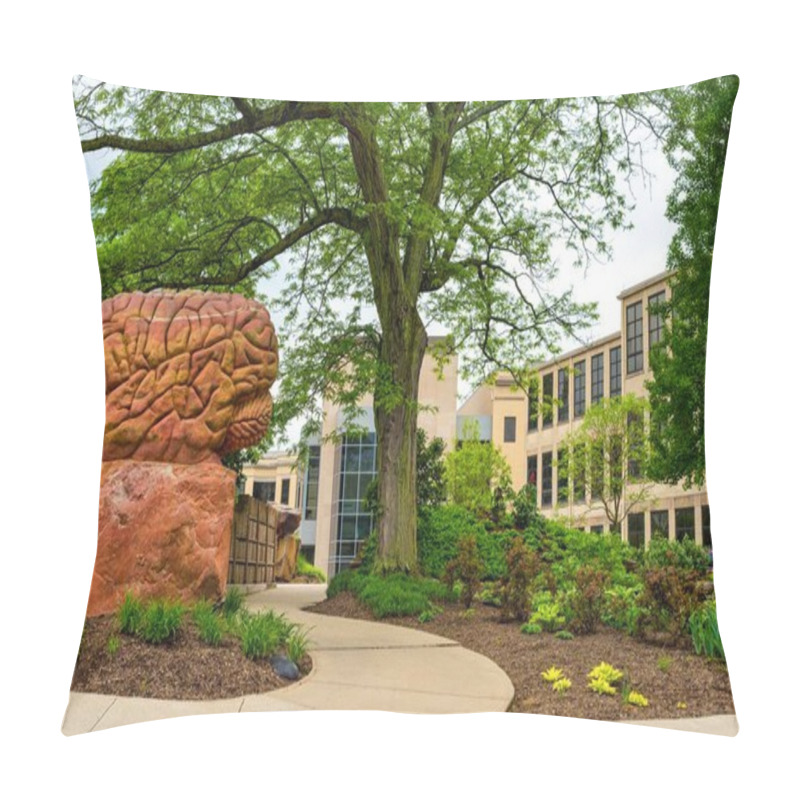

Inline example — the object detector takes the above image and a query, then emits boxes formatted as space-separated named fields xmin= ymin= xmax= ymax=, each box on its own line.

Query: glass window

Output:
xmin=572 ymin=444 xmax=586 ymax=504
xmin=303 ymin=445 xmax=321 ymax=520
xmin=574 ymin=360 xmax=586 ymax=418
xmin=591 ymin=353 xmax=604 ymax=405
xmin=333 ymin=433 xmax=377 ymax=574
xmin=628 ymin=512 xmax=645 ymax=548
xmin=253 ymin=480 xmax=275 ymax=503
xmin=590 ymin=524 xmax=605 ymax=534
xmin=541 ymin=451 xmax=553 ymax=507
xmin=527 ymin=454 xmax=537 ymax=486
xmin=528 ymin=382 xmax=538 ymax=431
xmin=504 ymin=416 xmax=516 ymax=443
xmin=651 ymin=509 xmax=669 ymax=540
xmin=627 ymin=411 xmax=643 ymax=479
xmin=702 ymin=505 xmax=712 ymax=548
xmin=542 ymin=373 xmax=553 ymax=428
xmin=675 ymin=507 xmax=695 ymax=542
xmin=648 ymin=291 xmax=666 ymax=350
xmin=626 ymin=301 xmax=644 ymax=374
xmin=610 ymin=347 xmax=622 ymax=397
xmin=280 ymin=478 xmax=290 ymax=505
xmin=558 ymin=368 xmax=569 ymax=423
xmin=557 ymin=449 xmax=569 ymax=505
xmin=590 ymin=441 xmax=604 ymax=501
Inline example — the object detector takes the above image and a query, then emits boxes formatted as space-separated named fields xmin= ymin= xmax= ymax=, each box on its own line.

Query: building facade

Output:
xmin=244 ymin=271 xmax=712 ymax=578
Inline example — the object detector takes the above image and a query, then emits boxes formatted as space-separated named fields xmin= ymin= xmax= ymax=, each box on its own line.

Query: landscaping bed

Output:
xmin=311 ymin=592 xmax=734 ymax=722
xmin=71 ymin=593 xmax=312 ymax=701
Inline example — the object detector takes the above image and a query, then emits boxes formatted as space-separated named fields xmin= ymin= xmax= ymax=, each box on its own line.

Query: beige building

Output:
xmin=461 ymin=270 xmax=710 ymax=548
xmin=243 ymin=336 xmax=459 ymax=577
xmin=244 ymin=271 xmax=711 ymax=578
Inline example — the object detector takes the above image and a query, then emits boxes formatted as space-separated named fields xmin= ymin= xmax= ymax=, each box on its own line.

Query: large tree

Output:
xmin=75 ymin=80 xmax=661 ymax=571
xmin=646 ymin=76 xmax=738 ymax=488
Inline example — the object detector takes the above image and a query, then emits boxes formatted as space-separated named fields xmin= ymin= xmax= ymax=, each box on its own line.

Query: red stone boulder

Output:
xmin=87 ymin=460 xmax=235 ymax=617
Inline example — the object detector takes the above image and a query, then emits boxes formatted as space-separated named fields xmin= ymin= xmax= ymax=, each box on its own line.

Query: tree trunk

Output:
xmin=372 ymin=310 xmax=427 ymax=572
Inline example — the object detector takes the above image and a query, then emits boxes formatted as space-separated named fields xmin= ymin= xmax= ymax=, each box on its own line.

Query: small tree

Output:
xmin=560 ymin=394 xmax=651 ymax=532
xmin=416 ymin=429 xmax=447 ymax=509
xmin=444 ymin=420 xmax=512 ymax=517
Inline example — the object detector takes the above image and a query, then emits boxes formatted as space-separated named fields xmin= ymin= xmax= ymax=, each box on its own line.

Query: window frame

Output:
xmin=610 ymin=346 xmax=622 ymax=397
xmin=591 ymin=353 xmax=604 ymax=406
xmin=574 ymin=360 xmax=586 ymax=418
xmin=626 ymin=301 xmax=644 ymax=374
xmin=557 ymin=367 xmax=569 ymax=423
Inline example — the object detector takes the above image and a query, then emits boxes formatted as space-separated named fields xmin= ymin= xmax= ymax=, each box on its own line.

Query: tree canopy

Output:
xmin=560 ymin=394 xmax=651 ymax=531
xmin=75 ymin=79 xmax=663 ymax=569
xmin=647 ymin=76 xmax=738 ymax=489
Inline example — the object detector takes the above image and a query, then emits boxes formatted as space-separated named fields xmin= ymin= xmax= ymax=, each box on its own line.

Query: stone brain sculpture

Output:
xmin=102 ymin=291 xmax=278 ymax=464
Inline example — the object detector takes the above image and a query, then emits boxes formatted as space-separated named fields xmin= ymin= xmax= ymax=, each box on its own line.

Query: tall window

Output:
xmin=280 ymin=478 xmax=290 ymax=505
xmin=626 ymin=301 xmax=643 ymax=374
xmin=573 ymin=443 xmax=586 ymax=505
xmin=541 ymin=451 xmax=553 ymax=507
xmin=610 ymin=347 xmax=622 ymax=396
xmin=590 ymin=441 xmax=604 ymax=501
xmin=253 ymin=480 xmax=276 ymax=503
xmin=574 ymin=360 xmax=586 ymax=418
xmin=557 ymin=449 xmax=569 ymax=505
xmin=557 ymin=368 xmax=569 ymax=423
xmin=527 ymin=454 xmax=538 ymax=486
xmin=648 ymin=291 xmax=666 ymax=350
xmin=675 ymin=507 xmax=695 ymax=542
xmin=504 ymin=416 xmax=517 ymax=443
xmin=528 ymin=382 xmax=538 ymax=431
xmin=333 ymin=433 xmax=377 ymax=574
xmin=627 ymin=411 xmax=643 ymax=479
xmin=702 ymin=505 xmax=712 ymax=548
xmin=651 ymin=509 xmax=669 ymax=540
xmin=542 ymin=373 xmax=554 ymax=428
xmin=628 ymin=512 xmax=645 ymax=548
xmin=303 ymin=445 xmax=321 ymax=520
xmin=591 ymin=353 xmax=604 ymax=405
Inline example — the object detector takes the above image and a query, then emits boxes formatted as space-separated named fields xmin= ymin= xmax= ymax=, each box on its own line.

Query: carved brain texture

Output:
xmin=102 ymin=291 xmax=278 ymax=464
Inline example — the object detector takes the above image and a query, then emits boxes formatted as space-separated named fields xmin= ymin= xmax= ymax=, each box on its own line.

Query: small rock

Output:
xmin=270 ymin=655 xmax=301 ymax=680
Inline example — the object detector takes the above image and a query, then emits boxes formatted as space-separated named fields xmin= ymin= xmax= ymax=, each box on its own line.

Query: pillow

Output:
xmin=64 ymin=77 xmax=738 ymax=735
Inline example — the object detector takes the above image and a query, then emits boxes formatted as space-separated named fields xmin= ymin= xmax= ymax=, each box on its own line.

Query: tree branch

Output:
xmin=81 ymin=101 xmax=338 ymax=153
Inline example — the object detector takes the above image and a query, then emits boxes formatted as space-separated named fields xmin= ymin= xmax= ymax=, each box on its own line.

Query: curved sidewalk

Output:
xmin=62 ymin=583 xmax=515 ymax=734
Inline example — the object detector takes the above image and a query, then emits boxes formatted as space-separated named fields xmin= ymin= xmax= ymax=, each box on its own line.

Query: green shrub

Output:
xmin=222 ymin=586 xmax=246 ymax=618
xmin=499 ymin=536 xmax=539 ymax=621
xmin=327 ymin=569 xmax=369 ymax=599
xmin=356 ymin=531 xmax=378 ymax=572
xmin=359 ymin=574 xmax=451 ymax=618
xmin=240 ymin=611 xmax=293 ymax=660
xmin=567 ymin=566 xmax=609 ymax=634
xmin=117 ymin=592 xmax=144 ymax=635
xmin=418 ymin=604 xmax=443 ymax=623
xmin=139 ymin=599 xmax=185 ymax=644
xmin=637 ymin=564 xmax=702 ymax=640
xmin=520 ymin=621 xmax=542 ymax=635
xmin=193 ymin=601 xmax=223 ymax=646
xmin=512 ymin=483 xmax=545 ymax=532
xmin=602 ymin=586 xmax=643 ymax=635
xmin=529 ymin=599 xmax=566 ymax=632
xmin=286 ymin=628 xmax=311 ymax=663
xmin=296 ymin=554 xmax=327 ymax=583
xmin=643 ymin=537 xmax=711 ymax=573
xmin=554 ymin=630 xmax=574 ymax=640
xmin=444 ymin=535 xmax=483 ymax=609
xmin=689 ymin=601 xmax=725 ymax=661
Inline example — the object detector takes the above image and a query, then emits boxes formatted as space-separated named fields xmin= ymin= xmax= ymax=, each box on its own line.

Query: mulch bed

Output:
xmin=309 ymin=593 xmax=735 ymax=722
xmin=71 ymin=614 xmax=311 ymax=701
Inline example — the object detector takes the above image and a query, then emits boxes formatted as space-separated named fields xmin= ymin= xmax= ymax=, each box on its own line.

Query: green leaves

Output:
xmin=646 ymin=76 xmax=738 ymax=489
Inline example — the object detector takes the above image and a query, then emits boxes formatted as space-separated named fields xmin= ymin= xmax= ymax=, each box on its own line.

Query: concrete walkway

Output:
xmin=62 ymin=583 xmax=515 ymax=734
xmin=63 ymin=584 xmax=738 ymax=736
